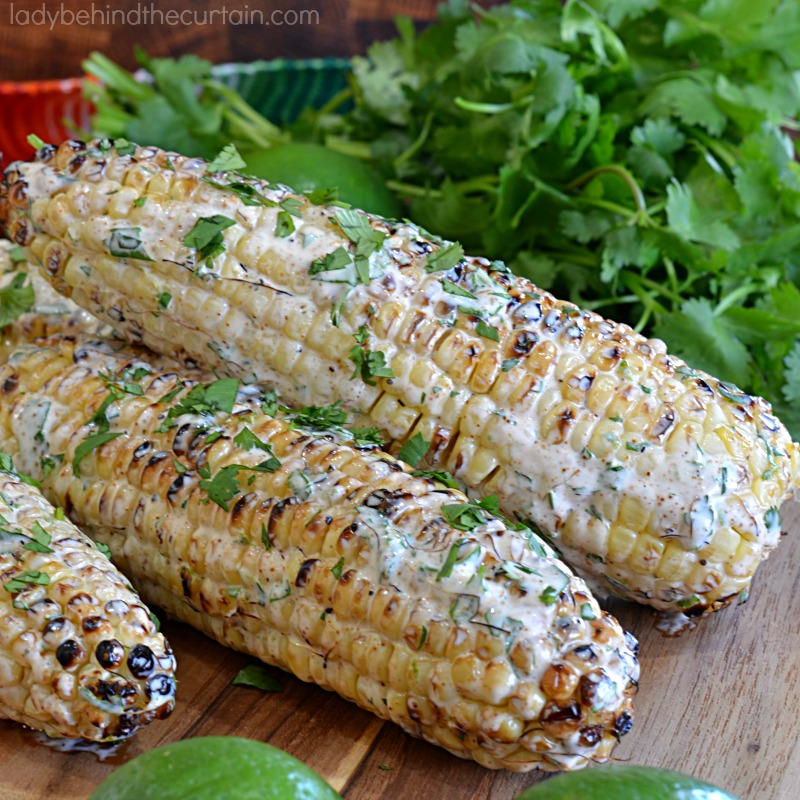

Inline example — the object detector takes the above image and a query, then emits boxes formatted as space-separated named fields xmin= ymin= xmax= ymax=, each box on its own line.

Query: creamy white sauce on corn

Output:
xmin=12 ymin=143 xmax=798 ymax=614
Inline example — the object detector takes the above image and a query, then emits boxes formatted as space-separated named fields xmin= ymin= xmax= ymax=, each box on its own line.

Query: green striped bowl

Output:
xmin=211 ymin=58 xmax=351 ymax=124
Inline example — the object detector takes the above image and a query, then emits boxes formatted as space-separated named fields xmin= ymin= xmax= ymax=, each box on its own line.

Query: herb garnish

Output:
xmin=396 ymin=433 xmax=429 ymax=467
xmin=426 ymin=242 xmax=463 ymax=273
xmin=106 ymin=227 xmax=153 ymax=261
xmin=5 ymin=570 xmax=50 ymax=593
xmin=205 ymin=143 xmax=247 ymax=174
xmin=183 ymin=215 xmax=236 ymax=262
xmin=0 ymin=273 xmax=35 ymax=327
xmin=348 ymin=326 xmax=394 ymax=385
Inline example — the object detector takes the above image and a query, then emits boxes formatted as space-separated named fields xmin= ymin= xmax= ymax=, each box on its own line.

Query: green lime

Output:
xmin=243 ymin=143 xmax=403 ymax=218
xmin=89 ymin=736 xmax=341 ymax=800
xmin=515 ymin=766 xmax=741 ymax=800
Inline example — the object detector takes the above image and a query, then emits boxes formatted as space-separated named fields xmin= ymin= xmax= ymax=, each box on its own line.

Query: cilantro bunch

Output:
xmin=306 ymin=0 xmax=800 ymax=434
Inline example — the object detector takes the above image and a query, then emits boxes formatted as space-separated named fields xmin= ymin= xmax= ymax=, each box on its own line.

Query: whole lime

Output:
xmin=243 ymin=142 xmax=403 ymax=218
xmin=515 ymin=765 xmax=740 ymax=800
xmin=89 ymin=736 xmax=341 ymax=800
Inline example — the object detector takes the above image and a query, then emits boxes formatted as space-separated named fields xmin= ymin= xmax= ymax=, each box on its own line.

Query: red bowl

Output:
xmin=0 ymin=77 xmax=93 ymax=166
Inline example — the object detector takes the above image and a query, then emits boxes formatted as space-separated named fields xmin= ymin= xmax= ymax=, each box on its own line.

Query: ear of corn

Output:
xmin=0 ymin=329 xmax=639 ymax=771
xmin=2 ymin=140 xmax=796 ymax=615
xmin=0 ymin=458 xmax=175 ymax=740
xmin=0 ymin=238 xmax=106 ymax=353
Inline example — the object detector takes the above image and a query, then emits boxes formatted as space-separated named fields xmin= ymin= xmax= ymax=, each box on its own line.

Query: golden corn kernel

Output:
xmin=607 ymin=525 xmax=637 ymax=564
xmin=654 ymin=541 xmax=692 ymax=581
xmin=618 ymin=496 xmax=650 ymax=532
xmin=628 ymin=534 xmax=665 ymax=574
xmin=468 ymin=351 xmax=500 ymax=394
xmin=371 ymin=393 xmax=419 ymax=440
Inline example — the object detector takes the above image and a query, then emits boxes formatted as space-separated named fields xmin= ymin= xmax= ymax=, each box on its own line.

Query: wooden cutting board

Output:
xmin=2 ymin=501 xmax=798 ymax=800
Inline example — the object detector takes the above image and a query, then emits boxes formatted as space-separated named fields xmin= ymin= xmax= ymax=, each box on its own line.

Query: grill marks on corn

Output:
xmin=0 ymin=469 xmax=176 ymax=740
xmin=0 ymin=333 xmax=639 ymax=772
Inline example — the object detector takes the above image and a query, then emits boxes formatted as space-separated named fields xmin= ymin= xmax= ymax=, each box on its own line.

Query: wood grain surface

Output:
xmin=0 ymin=0 xmax=472 ymax=81
xmin=2 ymin=499 xmax=798 ymax=800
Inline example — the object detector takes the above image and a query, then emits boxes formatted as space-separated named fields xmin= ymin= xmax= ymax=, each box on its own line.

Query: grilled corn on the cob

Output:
xmin=0 ymin=329 xmax=639 ymax=771
xmin=0 ymin=457 xmax=175 ymax=740
xmin=0 ymin=238 xmax=106 ymax=348
xmin=3 ymin=140 xmax=795 ymax=615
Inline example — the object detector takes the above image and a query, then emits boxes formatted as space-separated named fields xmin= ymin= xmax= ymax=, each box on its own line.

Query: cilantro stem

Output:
xmin=621 ymin=273 xmax=669 ymax=319
xmin=394 ymin=111 xmax=434 ymax=169
xmin=205 ymin=80 xmax=287 ymax=148
xmin=634 ymin=304 xmax=652 ymax=333
xmin=573 ymin=195 xmax=638 ymax=221
xmin=628 ymin=272 xmax=684 ymax=307
xmin=385 ymin=180 xmax=439 ymax=199
xmin=386 ymin=175 xmax=499 ymax=201
xmin=566 ymin=165 xmax=648 ymax=223
xmin=583 ymin=293 xmax=639 ymax=311
xmin=683 ymin=125 xmax=738 ymax=172
xmin=323 ymin=136 xmax=373 ymax=160
xmin=544 ymin=249 xmax=597 ymax=269
xmin=663 ymin=256 xmax=680 ymax=298
xmin=316 ymin=86 xmax=353 ymax=116
xmin=715 ymin=282 xmax=759 ymax=315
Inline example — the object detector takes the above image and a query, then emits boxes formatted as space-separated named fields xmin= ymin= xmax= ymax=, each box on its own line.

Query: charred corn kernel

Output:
xmin=4 ymin=141 xmax=797 ymax=616
xmin=0 ymin=330 xmax=638 ymax=773
xmin=0 ymin=463 xmax=174 ymax=741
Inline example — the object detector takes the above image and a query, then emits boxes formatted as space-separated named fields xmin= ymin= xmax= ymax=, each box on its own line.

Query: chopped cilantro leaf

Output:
xmin=349 ymin=330 xmax=394 ymax=385
xmin=260 ymin=390 xmax=279 ymax=417
xmin=95 ymin=541 xmax=112 ymax=560
xmin=309 ymin=246 xmax=352 ymax=275
xmin=183 ymin=215 xmax=236 ymax=262
xmin=396 ymin=433 xmax=429 ymax=467
xmin=475 ymin=320 xmax=499 ymax=342
xmin=106 ymin=228 xmax=153 ymax=261
xmin=24 ymin=522 xmax=53 ymax=554
xmin=232 ymin=663 xmax=283 ymax=692
xmin=349 ymin=427 xmax=385 ymax=447
xmin=285 ymin=402 xmax=348 ymax=430
xmin=203 ymin=378 xmax=239 ymax=413
xmin=233 ymin=427 xmax=271 ymax=452
xmin=73 ymin=432 xmax=123 ymax=476
xmin=114 ymin=139 xmax=136 ymax=156
xmin=157 ymin=291 xmax=172 ymax=309
xmin=441 ymin=278 xmax=476 ymax=299
xmin=274 ymin=209 xmax=295 ymax=237
xmin=5 ymin=570 xmax=49 ymax=593
xmin=8 ymin=246 xmax=26 ymax=265
xmin=198 ymin=464 xmax=242 ymax=510
xmin=441 ymin=496 xmax=500 ymax=531
xmin=539 ymin=586 xmax=560 ymax=606
xmin=426 ymin=241 xmax=463 ymax=272
xmin=436 ymin=539 xmax=468 ymax=581
xmin=0 ymin=273 xmax=35 ymax=327
xmin=331 ymin=557 xmax=345 ymax=580
xmin=205 ymin=143 xmax=247 ymax=173
xmin=411 ymin=468 xmax=459 ymax=488
xmin=203 ymin=177 xmax=276 ymax=207
xmin=305 ymin=187 xmax=339 ymax=205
